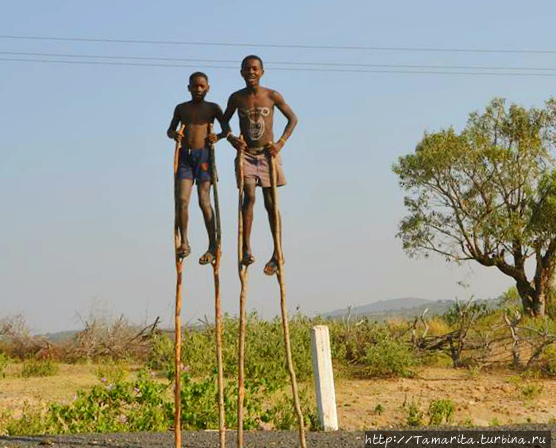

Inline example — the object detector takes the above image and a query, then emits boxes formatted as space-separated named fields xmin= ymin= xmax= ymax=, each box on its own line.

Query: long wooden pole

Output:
xmin=268 ymin=153 xmax=307 ymax=448
xmin=173 ymin=124 xmax=186 ymax=448
xmin=208 ymin=124 xmax=226 ymax=447
xmin=174 ymin=259 xmax=183 ymax=448
xmin=237 ymin=144 xmax=250 ymax=448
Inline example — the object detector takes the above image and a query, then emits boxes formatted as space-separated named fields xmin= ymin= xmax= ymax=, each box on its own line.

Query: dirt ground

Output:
xmin=335 ymin=367 xmax=556 ymax=429
xmin=1 ymin=364 xmax=555 ymax=429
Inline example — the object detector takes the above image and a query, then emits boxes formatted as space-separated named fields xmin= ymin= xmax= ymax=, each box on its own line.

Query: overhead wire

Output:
xmin=2 ymin=35 xmax=556 ymax=76
xmin=2 ymin=57 xmax=556 ymax=77
xmin=1 ymin=50 xmax=556 ymax=72
xmin=1 ymin=34 xmax=556 ymax=54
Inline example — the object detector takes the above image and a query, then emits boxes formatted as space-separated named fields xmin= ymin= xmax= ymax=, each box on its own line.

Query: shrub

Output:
xmin=2 ymin=366 xmax=317 ymax=435
xmin=329 ymin=319 xmax=395 ymax=367
xmin=95 ymin=363 xmax=129 ymax=384
xmin=521 ymin=383 xmax=543 ymax=400
xmin=3 ymin=402 xmax=45 ymax=435
xmin=148 ymin=314 xmax=423 ymax=381
xmin=405 ymin=400 xmax=424 ymax=427
xmin=70 ymin=311 xmax=153 ymax=362
xmin=428 ymin=399 xmax=455 ymax=426
xmin=21 ymin=359 xmax=59 ymax=378
xmin=534 ymin=344 xmax=556 ymax=376
xmin=0 ymin=314 xmax=50 ymax=359
xmin=0 ymin=353 xmax=10 ymax=379
xmin=148 ymin=312 xmax=314 ymax=383
xmin=262 ymin=387 xmax=318 ymax=431
xmin=365 ymin=337 xmax=418 ymax=378
xmin=463 ymin=417 xmax=475 ymax=427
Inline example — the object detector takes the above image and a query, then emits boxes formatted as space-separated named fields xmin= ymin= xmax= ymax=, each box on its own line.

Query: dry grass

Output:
xmin=0 ymin=364 xmax=98 ymax=417
xmin=427 ymin=316 xmax=451 ymax=335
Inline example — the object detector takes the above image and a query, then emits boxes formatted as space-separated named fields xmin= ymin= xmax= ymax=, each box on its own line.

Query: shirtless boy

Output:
xmin=167 ymin=72 xmax=228 ymax=263
xmin=223 ymin=55 xmax=298 ymax=275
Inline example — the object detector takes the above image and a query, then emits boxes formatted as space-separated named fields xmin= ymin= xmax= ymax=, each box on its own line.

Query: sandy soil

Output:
xmin=335 ymin=367 xmax=556 ymax=429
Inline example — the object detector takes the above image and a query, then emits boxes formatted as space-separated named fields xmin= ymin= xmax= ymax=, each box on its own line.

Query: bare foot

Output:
xmin=199 ymin=246 xmax=217 ymax=265
xmin=264 ymin=257 xmax=279 ymax=276
xmin=241 ymin=251 xmax=255 ymax=266
xmin=176 ymin=242 xmax=191 ymax=260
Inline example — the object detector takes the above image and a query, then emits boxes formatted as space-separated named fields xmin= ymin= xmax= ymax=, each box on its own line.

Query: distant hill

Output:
xmin=322 ymin=297 xmax=500 ymax=321
xmin=323 ymin=297 xmax=433 ymax=318
xmin=42 ymin=330 xmax=80 ymax=342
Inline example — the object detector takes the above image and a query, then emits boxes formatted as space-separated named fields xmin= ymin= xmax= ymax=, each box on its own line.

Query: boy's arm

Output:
xmin=214 ymin=105 xmax=231 ymax=141
xmin=266 ymin=90 xmax=298 ymax=156
xmin=222 ymin=94 xmax=246 ymax=151
xmin=166 ymin=106 xmax=182 ymax=140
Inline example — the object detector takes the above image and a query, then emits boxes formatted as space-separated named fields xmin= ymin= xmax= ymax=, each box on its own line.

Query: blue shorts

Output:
xmin=177 ymin=146 xmax=213 ymax=183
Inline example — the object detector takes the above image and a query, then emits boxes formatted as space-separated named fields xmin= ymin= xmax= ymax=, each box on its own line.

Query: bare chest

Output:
xmin=178 ymin=104 xmax=213 ymax=124
xmin=237 ymin=90 xmax=275 ymax=117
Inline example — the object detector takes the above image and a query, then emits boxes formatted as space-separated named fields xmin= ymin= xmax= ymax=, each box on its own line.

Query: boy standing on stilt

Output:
xmin=167 ymin=72 xmax=229 ymax=263
xmin=223 ymin=55 xmax=298 ymax=275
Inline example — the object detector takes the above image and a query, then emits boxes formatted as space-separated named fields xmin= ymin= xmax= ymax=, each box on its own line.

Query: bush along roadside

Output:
xmin=0 ymin=368 xmax=317 ymax=435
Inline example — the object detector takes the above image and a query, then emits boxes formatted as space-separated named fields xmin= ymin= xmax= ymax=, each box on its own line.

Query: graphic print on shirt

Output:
xmin=239 ymin=107 xmax=271 ymax=141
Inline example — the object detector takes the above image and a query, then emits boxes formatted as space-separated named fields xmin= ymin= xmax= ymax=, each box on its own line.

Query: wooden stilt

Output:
xmin=269 ymin=154 xmax=307 ymax=448
xmin=173 ymin=124 xmax=186 ymax=448
xmin=208 ymin=124 xmax=226 ymax=448
xmin=237 ymin=146 xmax=250 ymax=448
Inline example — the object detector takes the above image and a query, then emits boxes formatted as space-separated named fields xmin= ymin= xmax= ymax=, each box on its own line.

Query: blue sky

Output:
xmin=1 ymin=1 xmax=555 ymax=333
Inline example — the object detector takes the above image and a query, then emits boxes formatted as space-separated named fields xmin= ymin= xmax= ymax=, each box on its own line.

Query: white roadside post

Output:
xmin=311 ymin=325 xmax=338 ymax=431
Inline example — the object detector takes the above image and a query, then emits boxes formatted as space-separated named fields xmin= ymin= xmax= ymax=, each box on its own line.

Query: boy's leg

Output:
xmin=241 ymin=179 xmax=257 ymax=265
xmin=262 ymin=187 xmax=283 ymax=275
xmin=197 ymin=180 xmax=217 ymax=265
xmin=176 ymin=179 xmax=194 ymax=258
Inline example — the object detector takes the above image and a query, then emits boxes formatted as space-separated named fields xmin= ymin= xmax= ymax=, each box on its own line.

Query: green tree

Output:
xmin=393 ymin=98 xmax=556 ymax=317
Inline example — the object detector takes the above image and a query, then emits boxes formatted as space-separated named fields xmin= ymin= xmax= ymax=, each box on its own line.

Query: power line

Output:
xmin=3 ymin=57 xmax=556 ymax=77
xmin=2 ymin=50 xmax=556 ymax=72
xmin=0 ymin=57 xmax=226 ymax=69
xmin=1 ymin=34 xmax=556 ymax=55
